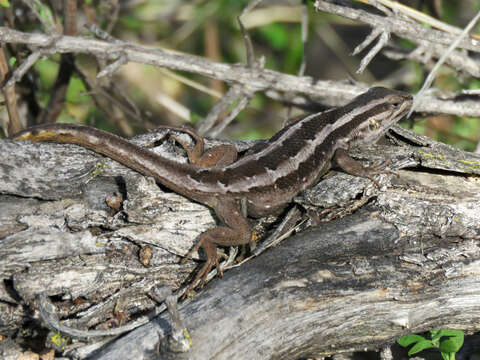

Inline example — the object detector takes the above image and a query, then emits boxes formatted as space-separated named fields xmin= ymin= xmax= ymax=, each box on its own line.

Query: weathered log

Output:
xmin=1 ymin=127 xmax=480 ymax=359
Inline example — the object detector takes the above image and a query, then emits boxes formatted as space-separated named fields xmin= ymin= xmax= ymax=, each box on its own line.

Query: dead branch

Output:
xmin=1 ymin=26 xmax=480 ymax=117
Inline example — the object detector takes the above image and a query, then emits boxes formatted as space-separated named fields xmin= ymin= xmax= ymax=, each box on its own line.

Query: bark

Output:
xmin=1 ymin=127 xmax=480 ymax=359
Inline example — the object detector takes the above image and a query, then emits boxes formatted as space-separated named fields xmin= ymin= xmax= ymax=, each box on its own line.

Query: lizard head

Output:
xmin=346 ymin=87 xmax=413 ymax=147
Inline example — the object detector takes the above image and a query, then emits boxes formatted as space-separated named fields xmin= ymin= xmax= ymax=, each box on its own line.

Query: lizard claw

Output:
xmin=363 ymin=159 xmax=398 ymax=187
xmin=180 ymin=238 xmax=221 ymax=299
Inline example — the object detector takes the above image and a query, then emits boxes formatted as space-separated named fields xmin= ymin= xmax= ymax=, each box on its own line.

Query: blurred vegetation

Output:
xmin=1 ymin=0 xmax=480 ymax=150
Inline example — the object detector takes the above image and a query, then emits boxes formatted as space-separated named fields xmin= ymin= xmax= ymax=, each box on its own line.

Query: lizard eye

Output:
xmin=369 ymin=118 xmax=378 ymax=131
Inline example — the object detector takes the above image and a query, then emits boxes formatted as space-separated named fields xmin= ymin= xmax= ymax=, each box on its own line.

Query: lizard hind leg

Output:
xmin=181 ymin=198 xmax=252 ymax=297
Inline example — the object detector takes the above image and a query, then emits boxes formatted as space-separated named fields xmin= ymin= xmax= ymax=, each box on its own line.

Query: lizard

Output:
xmin=11 ymin=86 xmax=413 ymax=295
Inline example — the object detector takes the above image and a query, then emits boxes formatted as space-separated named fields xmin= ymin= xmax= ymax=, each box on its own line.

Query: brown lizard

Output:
xmin=11 ymin=86 xmax=412 ymax=294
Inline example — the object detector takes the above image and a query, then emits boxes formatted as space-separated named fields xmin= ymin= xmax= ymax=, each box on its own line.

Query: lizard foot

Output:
xmin=180 ymin=239 xmax=221 ymax=299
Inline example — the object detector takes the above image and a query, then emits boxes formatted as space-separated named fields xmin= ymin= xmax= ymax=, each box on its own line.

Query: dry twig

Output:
xmin=1 ymin=26 xmax=478 ymax=117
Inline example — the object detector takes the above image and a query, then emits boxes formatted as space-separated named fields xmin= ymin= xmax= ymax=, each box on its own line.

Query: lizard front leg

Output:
xmin=333 ymin=148 xmax=393 ymax=187
xmin=181 ymin=197 xmax=252 ymax=296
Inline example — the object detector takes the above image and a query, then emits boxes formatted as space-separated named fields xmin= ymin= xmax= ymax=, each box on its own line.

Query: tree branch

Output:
xmin=1 ymin=27 xmax=480 ymax=117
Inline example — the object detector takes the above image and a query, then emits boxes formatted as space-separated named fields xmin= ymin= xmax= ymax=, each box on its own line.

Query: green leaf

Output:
xmin=8 ymin=57 xmax=16 ymax=67
xmin=397 ymin=334 xmax=426 ymax=347
xmin=66 ymin=77 xmax=89 ymax=103
xmin=441 ymin=351 xmax=455 ymax=360
xmin=32 ymin=1 xmax=55 ymax=30
xmin=34 ymin=58 xmax=60 ymax=88
xmin=436 ymin=330 xmax=464 ymax=339
xmin=408 ymin=339 xmax=436 ymax=355
xmin=439 ymin=336 xmax=464 ymax=353
xmin=120 ymin=15 xmax=143 ymax=31
xmin=0 ymin=0 xmax=10 ymax=7
xmin=430 ymin=329 xmax=442 ymax=345
xmin=258 ymin=23 xmax=289 ymax=50
xmin=468 ymin=78 xmax=480 ymax=90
